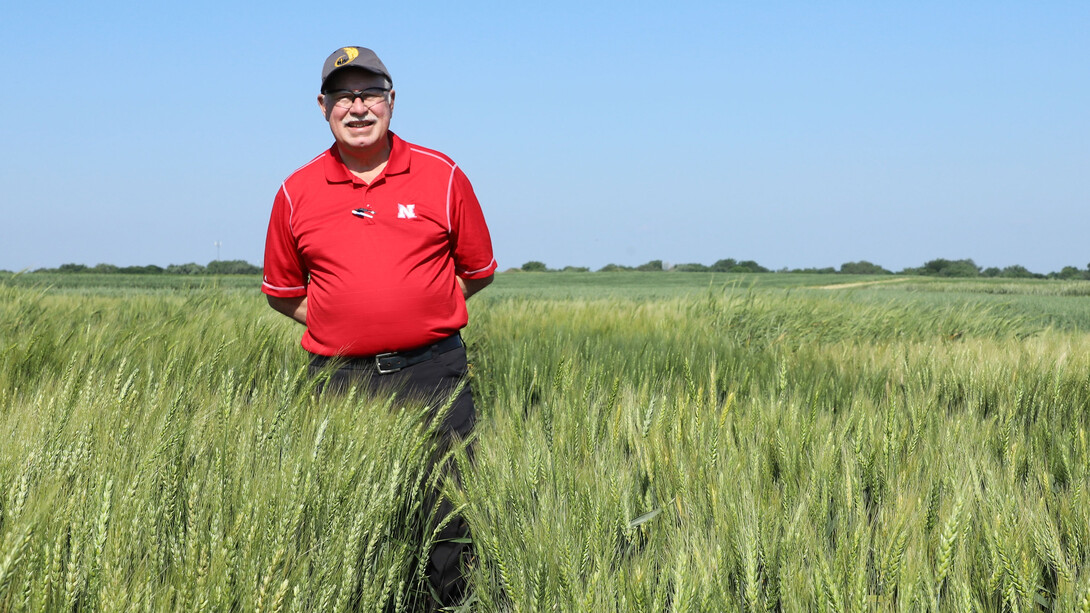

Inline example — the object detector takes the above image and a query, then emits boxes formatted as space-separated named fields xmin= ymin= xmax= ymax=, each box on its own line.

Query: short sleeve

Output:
xmin=261 ymin=184 xmax=309 ymax=297
xmin=447 ymin=167 xmax=498 ymax=279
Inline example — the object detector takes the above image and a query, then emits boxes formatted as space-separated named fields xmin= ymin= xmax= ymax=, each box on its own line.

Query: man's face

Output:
xmin=318 ymin=68 xmax=395 ymax=155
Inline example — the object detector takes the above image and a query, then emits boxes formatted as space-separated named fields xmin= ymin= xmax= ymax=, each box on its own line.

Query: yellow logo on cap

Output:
xmin=334 ymin=47 xmax=359 ymax=67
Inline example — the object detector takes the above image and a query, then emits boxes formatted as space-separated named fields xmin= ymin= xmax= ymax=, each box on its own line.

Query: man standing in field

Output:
xmin=261 ymin=46 xmax=497 ymax=609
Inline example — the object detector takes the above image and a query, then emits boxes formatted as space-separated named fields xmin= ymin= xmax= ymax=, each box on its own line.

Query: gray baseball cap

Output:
xmin=321 ymin=46 xmax=392 ymax=91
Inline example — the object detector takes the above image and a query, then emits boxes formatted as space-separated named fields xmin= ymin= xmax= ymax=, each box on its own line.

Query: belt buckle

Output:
xmin=374 ymin=352 xmax=407 ymax=374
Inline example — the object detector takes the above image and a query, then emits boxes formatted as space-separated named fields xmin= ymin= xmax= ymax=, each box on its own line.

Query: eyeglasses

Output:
xmin=323 ymin=89 xmax=389 ymax=111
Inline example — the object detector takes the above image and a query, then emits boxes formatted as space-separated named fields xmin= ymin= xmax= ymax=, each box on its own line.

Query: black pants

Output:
xmin=309 ymin=340 xmax=474 ymax=610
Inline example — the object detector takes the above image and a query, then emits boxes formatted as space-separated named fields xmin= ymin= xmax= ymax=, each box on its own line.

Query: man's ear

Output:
xmin=317 ymin=94 xmax=331 ymax=120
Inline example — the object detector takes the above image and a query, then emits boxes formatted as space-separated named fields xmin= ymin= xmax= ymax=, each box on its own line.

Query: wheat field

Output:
xmin=2 ymin=276 xmax=1090 ymax=611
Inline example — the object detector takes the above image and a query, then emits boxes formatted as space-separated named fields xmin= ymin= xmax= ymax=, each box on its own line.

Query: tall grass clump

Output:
xmin=0 ymin=284 xmax=451 ymax=611
xmin=5 ymin=279 xmax=1090 ymax=611
xmin=457 ymin=289 xmax=1090 ymax=611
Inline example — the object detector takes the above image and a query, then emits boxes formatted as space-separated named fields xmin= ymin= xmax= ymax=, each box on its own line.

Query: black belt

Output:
xmin=314 ymin=334 xmax=464 ymax=374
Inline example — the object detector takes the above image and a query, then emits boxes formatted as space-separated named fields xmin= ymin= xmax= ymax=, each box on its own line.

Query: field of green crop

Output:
xmin=3 ymin=272 xmax=1090 ymax=611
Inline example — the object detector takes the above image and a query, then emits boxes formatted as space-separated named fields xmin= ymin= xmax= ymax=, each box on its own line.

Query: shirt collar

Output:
xmin=323 ymin=131 xmax=410 ymax=184
xmin=385 ymin=132 xmax=410 ymax=176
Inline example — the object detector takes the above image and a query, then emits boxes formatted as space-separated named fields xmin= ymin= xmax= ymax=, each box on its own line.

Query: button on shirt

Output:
xmin=262 ymin=133 xmax=497 ymax=357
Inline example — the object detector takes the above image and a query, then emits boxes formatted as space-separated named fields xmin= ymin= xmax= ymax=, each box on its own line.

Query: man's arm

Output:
xmin=267 ymin=295 xmax=307 ymax=325
xmin=458 ymin=274 xmax=493 ymax=300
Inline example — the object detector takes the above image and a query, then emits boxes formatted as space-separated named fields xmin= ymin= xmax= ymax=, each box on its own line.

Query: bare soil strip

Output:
xmin=813 ymin=278 xmax=914 ymax=290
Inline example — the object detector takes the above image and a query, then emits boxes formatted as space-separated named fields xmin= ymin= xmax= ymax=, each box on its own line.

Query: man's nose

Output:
xmin=349 ymin=96 xmax=371 ymax=115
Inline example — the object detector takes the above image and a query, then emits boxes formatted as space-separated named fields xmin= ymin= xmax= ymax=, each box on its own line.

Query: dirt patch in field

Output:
xmin=813 ymin=278 xmax=914 ymax=290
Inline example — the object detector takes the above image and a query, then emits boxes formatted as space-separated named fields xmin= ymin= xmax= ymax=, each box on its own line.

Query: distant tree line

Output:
xmin=14 ymin=258 xmax=1090 ymax=280
xmin=515 ymin=258 xmax=1090 ymax=279
xmin=890 ymin=258 xmax=1090 ymax=280
xmin=27 ymin=260 xmax=261 ymax=275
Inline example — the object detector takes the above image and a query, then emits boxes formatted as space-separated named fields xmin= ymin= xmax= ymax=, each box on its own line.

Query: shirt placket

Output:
xmin=351 ymin=181 xmax=377 ymax=225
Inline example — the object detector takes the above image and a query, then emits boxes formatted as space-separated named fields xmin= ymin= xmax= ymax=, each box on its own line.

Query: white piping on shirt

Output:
xmin=262 ymin=280 xmax=306 ymax=292
xmin=281 ymin=182 xmax=295 ymax=232
xmin=445 ymin=165 xmax=455 ymax=233
xmin=459 ymin=258 xmax=496 ymax=276
xmin=408 ymin=147 xmax=457 ymax=233
xmin=268 ymin=153 xmax=325 ymax=290
xmin=282 ymin=153 xmax=326 ymax=234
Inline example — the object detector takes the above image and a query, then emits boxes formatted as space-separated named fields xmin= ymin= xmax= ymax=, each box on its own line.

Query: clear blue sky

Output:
xmin=2 ymin=1 xmax=1087 ymax=273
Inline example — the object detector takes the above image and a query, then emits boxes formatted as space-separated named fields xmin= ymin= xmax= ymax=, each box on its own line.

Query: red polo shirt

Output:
xmin=262 ymin=133 xmax=497 ymax=357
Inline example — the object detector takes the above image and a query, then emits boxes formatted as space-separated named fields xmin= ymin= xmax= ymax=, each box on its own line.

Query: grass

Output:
xmin=465 ymin=292 xmax=1090 ymax=610
xmin=0 ymin=272 xmax=257 ymax=293
xmin=2 ymin=274 xmax=1090 ymax=611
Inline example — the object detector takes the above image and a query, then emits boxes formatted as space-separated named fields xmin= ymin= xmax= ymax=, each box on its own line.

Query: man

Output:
xmin=261 ymin=46 xmax=497 ymax=608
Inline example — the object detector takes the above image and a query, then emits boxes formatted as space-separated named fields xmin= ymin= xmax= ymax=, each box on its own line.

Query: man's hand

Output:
xmin=458 ymin=274 xmax=493 ymax=300
xmin=267 ymin=295 xmax=307 ymax=325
